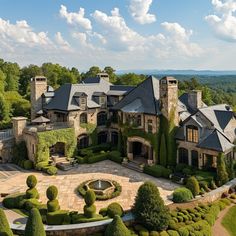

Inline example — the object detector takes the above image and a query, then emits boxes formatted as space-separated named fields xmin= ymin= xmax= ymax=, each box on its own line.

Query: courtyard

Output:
xmin=0 ymin=160 xmax=179 ymax=213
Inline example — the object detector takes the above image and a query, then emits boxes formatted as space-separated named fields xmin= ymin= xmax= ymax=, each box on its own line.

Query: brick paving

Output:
xmin=0 ymin=160 xmax=179 ymax=213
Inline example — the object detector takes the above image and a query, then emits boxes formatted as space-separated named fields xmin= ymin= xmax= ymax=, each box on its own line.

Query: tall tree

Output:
xmin=217 ymin=153 xmax=229 ymax=186
xmin=104 ymin=66 xmax=116 ymax=83
xmin=0 ymin=69 xmax=6 ymax=93
xmin=0 ymin=94 xmax=11 ymax=122
xmin=83 ymin=66 xmax=101 ymax=79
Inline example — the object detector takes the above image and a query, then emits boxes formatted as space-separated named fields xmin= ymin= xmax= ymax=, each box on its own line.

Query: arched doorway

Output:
xmin=50 ymin=142 xmax=65 ymax=156
xmin=178 ymin=148 xmax=189 ymax=165
xmin=77 ymin=134 xmax=89 ymax=149
xmin=98 ymin=131 xmax=108 ymax=144
xmin=191 ymin=150 xmax=199 ymax=168
xmin=111 ymin=131 xmax=118 ymax=146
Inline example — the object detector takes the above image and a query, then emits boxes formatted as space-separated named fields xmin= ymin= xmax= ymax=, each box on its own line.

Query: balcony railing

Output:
xmin=0 ymin=129 xmax=13 ymax=140
xmin=25 ymin=121 xmax=74 ymax=133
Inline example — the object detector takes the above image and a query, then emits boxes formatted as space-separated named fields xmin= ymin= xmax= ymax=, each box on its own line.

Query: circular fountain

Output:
xmin=85 ymin=179 xmax=115 ymax=196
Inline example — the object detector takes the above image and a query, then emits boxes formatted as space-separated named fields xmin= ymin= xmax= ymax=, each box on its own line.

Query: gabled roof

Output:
xmin=113 ymin=76 xmax=160 ymax=115
xmin=197 ymin=129 xmax=234 ymax=152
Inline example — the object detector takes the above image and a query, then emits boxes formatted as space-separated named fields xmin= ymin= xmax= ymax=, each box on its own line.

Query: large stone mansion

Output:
xmin=6 ymin=73 xmax=236 ymax=169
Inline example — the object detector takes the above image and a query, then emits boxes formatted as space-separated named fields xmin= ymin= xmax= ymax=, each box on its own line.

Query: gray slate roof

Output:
xmin=113 ymin=76 xmax=161 ymax=115
xmin=197 ymin=129 xmax=234 ymax=152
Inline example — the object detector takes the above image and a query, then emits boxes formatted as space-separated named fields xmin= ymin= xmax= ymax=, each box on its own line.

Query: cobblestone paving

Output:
xmin=0 ymin=160 xmax=179 ymax=212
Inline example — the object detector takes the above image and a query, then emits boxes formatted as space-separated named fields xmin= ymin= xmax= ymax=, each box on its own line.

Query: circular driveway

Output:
xmin=0 ymin=161 xmax=179 ymax=212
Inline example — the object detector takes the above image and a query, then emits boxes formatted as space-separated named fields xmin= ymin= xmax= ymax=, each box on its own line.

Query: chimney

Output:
xmin=188 ymin=90 xmax=202 ymax=111
xmin=97 ymin=72 xmax=109 ymax=82
xmin=30 ymin=76 xmax=47 ymax=121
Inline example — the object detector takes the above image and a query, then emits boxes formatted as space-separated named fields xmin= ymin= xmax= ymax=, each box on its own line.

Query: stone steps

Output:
xmin=122 ymin=161 xmax=144 ymax=172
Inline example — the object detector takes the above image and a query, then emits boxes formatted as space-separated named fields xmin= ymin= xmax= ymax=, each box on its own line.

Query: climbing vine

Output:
xmin=36 ymin=128 xmax=76 ymax=163
xmin=80 ymin=123 xmax=97 ymax=145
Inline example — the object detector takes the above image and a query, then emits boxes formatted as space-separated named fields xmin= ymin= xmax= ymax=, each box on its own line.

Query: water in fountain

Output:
xmin=98 ymin=179 xmax=102 ymax=189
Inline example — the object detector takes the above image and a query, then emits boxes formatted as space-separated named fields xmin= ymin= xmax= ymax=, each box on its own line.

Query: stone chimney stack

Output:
xmin=188 ymin=90 xmax=203 ymax=111
xmin=12 ymin=117 xmax=27 ymax=144
xmin=159 ymin=76 xmax=179 ymax=126
xmin=30 ymin=76 xmax=47 ymax=121
xmin=97 ymin=72 xmax=109 ymax=82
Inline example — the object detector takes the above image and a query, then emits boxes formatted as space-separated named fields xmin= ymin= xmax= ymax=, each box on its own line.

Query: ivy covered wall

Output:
xmin=36 ymin=128 xmax=76 ymax=163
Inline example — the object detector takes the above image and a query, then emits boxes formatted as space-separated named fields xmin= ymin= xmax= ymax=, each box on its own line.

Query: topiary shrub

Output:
xmin=24 ymin=198 xmax=41 ymax=211
xmin=186 ymin=176 xmax=200 ymax=197
xmin=26 ymin=175 xmax=39 ymax=199
xmin=107 ymin=202 xmax=124 ymax=218
xmin=108 ymin=151 xmax=123 ymax=163
xmin=99 ymin=207 xmax=108 ymax=217
xmin=24 ymin=208 xmax=46 ymax=236
xmin=0 ymin=208 xmax=14 ymax=236
xmin=35 ymin=161 xmax=49 ymax=171
xmin=46 ymin=166 xmax=58 ymax=175
xmin=133 ymin=181 xmax=170 ymax=231
xmin=84 ymin=190 xmax=96 ymax=218
xmin=105 ymin=215 xmax=131 ymax=236
xmin=150 ymin=231 xmax=159 ymax=236
xmin=143 ymin=165 xmax=172 ymax=179
xmin=217 ymin=153 xmax=229 ymax=186
xmin=3 ymin=193 xmax=26 ymax=209
xmin=172 ymin=188 xmax=193 ymax=203
xmin=26 ymin=175 xmax=37 ymax=188
xmin=46 ymin=186 xmax=60 ymax=213
xmin=23 ymin=160 xmax=33 ymax=170
xmin=46 ymin=210 xmax=71 ymax=225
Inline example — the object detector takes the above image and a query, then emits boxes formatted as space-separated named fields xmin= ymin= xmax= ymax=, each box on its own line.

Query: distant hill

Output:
xmin=117 ymin=69 xmax=236 ymax=76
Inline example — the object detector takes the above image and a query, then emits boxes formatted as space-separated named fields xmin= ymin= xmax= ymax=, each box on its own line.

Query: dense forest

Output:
xmin=0 ymin=58 xmax=235 ymax=129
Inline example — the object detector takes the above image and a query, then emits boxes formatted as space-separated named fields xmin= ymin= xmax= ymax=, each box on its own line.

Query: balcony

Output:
xmin=25 ymin=121 xmax=74 ymax=133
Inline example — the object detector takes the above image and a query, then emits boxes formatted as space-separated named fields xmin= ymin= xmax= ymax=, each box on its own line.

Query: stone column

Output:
xmin=127 ymin=141 xmax=133 ymax=160
xmin=12 ymin=117 xmax=27 ymax=144
xmin=188 ymin=149 xmax=192 ymax=166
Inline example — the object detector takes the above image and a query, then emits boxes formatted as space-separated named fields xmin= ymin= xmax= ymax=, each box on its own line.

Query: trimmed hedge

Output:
xmin=0 ymin=208 xmax=14 ymax=236
xmin=2 ymin=193 xmax=26 ymax=209
xmin=108 ymin=151 xmax=123 ymax=164
xmin=77 ymin=180 xmax=122 ymax=200
xmin=144 ymin=165 xmax=172 ymax=179
xmin=186 ymin=176 xmax=200 ymax=197
xmin=172 ymin=188 xmax=193 ymax=203
xmin=107 ymin=202 xmax=124 ymax=218
xmin=46 ymin=210 xmax=71 ymax=225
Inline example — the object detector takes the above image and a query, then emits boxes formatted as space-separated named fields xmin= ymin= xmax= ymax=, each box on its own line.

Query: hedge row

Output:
xmin=143 ymin=165 xmax=172 ymax=179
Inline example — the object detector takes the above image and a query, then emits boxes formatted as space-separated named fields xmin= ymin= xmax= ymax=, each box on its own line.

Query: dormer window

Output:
xmin=74 ymin=92 xmax=87 ymax=110
xmin=186 ymin=125 xmax=198 ymax=143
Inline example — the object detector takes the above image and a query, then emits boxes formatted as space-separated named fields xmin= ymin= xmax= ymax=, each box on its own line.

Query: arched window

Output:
xmin=97 ymin=112 xmax=107 ymax=126
xmin=78 ymin=134 xmax=89 ymax=149
xmin=80 ymin=113 xmax=87 ymax=124
xmin=186 ymin=125 xmax=198 ymax=143
xmin=97 ymin=131 xmax=108 ymax=144
xmin=179 ymin=148 xmax=189 ymax=165
xmin=111 ymin=131 xmax=119 ymax=145
xmin=191 ymin=150 xmax=198 ymax=168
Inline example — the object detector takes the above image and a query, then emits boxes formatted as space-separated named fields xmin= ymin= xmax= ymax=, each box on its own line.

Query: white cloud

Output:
xmin=129 ymin=0 xmax=156 ymax=24
xmin=205 ymin=0 xmax=236 ymax=42
xmin=59 ymin=5 xmax=92 ymax=30
xmin=55 ymin=32 xmax=72 ymax=51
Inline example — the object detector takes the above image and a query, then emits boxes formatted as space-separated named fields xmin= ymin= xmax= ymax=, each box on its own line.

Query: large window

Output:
xmin=78 ymin=135 xmax=89 ymax=149
xmin=97 ymin=112 xmax=107 ymax=126
xmin=147 ymin=119 xmax=153 ymax=133
xmin=179 ymin=148 xmax=189 ymax=165
xmin=80 ymin=113 xmax=87 ymax=124
xmin=125 ymin=114 xmax=142 ymax=127
xmin=98 ymin=131 xmax=108 ymax=144
xmin=191 ymin=150 xmax=198 ymax=168
xmin=111 ymin=131 xmax=119 ymax=145
xmin=186 ymin=125 xmax=199 ymax=143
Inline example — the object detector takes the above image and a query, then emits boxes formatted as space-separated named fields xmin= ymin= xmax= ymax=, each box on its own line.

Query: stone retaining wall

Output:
xmin=11 ymin=213 xmax=134 ymax=236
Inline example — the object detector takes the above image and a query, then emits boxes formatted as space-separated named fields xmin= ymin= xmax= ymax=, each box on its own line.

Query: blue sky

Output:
xmin=0 ymin=0 xmax=236 ymax=70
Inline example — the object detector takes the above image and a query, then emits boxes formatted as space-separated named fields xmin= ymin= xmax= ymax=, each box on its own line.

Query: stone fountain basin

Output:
xmin=85 ymin=179 xmax=115 ymax=196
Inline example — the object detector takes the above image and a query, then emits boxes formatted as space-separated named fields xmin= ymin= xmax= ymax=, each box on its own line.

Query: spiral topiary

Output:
xmin=26 ymin=175 xmax=39 ymax=199
xmin=84 ymin=190 xmax=96 ymax=218
xmin=46 ymin=186 xmax=60 ymax=213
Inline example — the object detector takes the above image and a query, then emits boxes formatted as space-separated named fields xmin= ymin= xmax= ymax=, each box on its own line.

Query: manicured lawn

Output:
xmin=222 ymin=205 xmax=236 ymax=236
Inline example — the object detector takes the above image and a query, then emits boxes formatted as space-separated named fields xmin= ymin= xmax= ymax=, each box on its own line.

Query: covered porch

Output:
xmin=127 ymin=136 xmax=154 ymax=165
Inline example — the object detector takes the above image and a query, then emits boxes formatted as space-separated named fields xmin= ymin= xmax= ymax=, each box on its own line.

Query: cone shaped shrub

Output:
xmin=0 ymin=208 xmax=13 ymax=236
xmin=186 ymin=176 xmax=200 ymax=197
xmin=24 ymin=208 xmax=46 ymax=236
xmin=133 ymin=181 xmax=170 ymax=231
xmin=105 ymin=215 xmax=131 ymax=236
xmin=217 ymin=153 xmax=229 ymax=186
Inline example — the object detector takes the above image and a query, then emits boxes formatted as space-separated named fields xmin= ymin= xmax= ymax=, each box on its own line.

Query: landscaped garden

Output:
xmin=222 ymin=204 xmax=236 ymax=236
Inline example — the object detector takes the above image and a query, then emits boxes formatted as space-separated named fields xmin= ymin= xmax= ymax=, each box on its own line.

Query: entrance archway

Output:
xmin=50 ymin=142 xmax=65 ymax=156
xmin=77 ymin=134 xmax=89 ymax=149
xmin=97 ymin=131 xmax=108 ymax=144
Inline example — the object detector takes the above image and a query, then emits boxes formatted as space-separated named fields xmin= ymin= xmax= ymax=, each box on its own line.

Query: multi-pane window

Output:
xmin=186 ymin=125 xmax=198 ymax=143
xmin=125 ymin=114 xmax=142 ymax=127
xmin=80 ymin=113 xmax=87 ymax=124
xmin=147 ymin=119 xmax=153 ymax=133
xmin=97 ymin=112 xmax=107 ymax=126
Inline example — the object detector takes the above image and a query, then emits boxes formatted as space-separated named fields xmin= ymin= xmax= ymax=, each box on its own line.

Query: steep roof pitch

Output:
xmin=112 ymin=76 xmax=160 ymax=115
xmin=197 ymin=129 xmax=234 ymax=152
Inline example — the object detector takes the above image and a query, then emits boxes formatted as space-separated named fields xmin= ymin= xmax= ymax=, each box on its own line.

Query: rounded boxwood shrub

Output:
xmin=85 ymin=190 xmax=96 ymax=206
xmin=99 ymin=207 xmax=108 ymax=217
xmin=0 ymin=208 xmax=14 ymax=236
xmin=186 ymin=176 xmax=200 ymax=197
xmin=84 ymin=204 xmax=96 ymax=218
xmin=150 ymin=231 xmax=159 ymax=236
xmin=133 ymin=181 xmax=170 ymax=231
xmin=107 ymin=202 xmax=124 ymax=218
xmin=26 ymin=175 xmax=37 ymax=188
xmin=46 ymin=186 xmax=58 ymax=201
xmin=25 ymin=208 xmax=46 ymax=236
xmin=46 ymin=166 xmax=58 ymax=175
xmin=173 ymin=188 xmax=193 ymax=203
xmin=26 ymin=188 xmax=39 ymax=199
xmin=24 ymin=198 xmax=41 ymax=211
xmin=47 ymin=199 xmax=60 ymax=212
xmin=23 ymin=160 xmax=33 ymax=170
xmin=105 ymin=215 xmax=131 ymax=236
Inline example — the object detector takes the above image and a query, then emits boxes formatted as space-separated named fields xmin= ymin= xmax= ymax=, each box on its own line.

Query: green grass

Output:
xmin=222 ymin=205 xmax=236 ymax=236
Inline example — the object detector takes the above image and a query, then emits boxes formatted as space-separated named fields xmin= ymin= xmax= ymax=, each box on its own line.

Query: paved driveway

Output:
xmin=0 ymin=160 xmax=179 ymax=212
